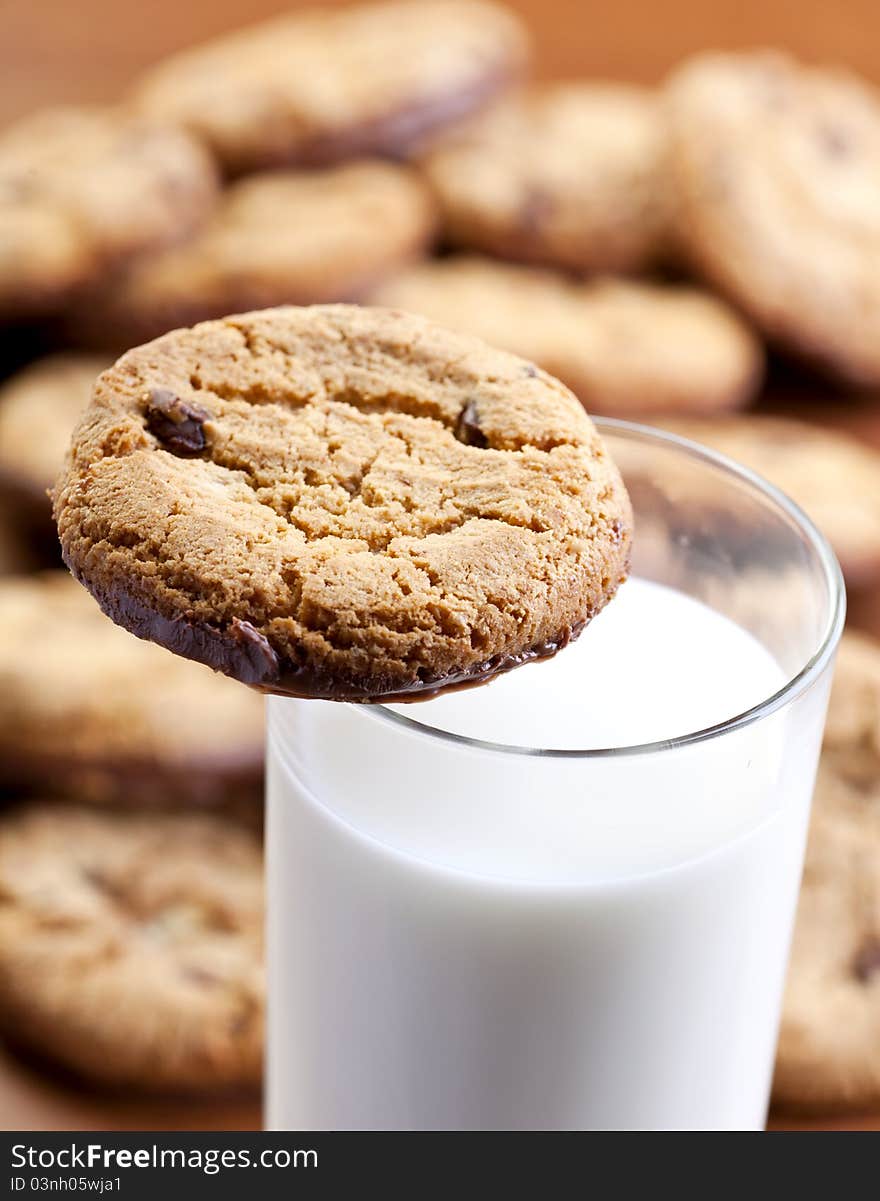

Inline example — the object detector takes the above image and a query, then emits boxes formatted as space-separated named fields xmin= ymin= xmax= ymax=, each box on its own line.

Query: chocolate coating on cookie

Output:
xmin=55 ymin=305 xmax=632 ymax=702
xmin=92 ymin=576 xmax=592 ymax=701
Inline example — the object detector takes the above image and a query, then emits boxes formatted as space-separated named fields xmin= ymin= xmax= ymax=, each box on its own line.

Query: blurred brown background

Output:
xmin=4 ymin=0 xmax=880 ymax=125
xmin=2 ymin=0 xmax=878 ymax=1133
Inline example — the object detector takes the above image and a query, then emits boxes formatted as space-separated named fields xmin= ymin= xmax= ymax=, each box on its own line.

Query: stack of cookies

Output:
xmin=0 ymin=0 xmax=531 ymax=1101
xmin=0 ymin=574 xmax=267 ymax=1094
xmin=1 ymin=0 xmax=880 ymax=1116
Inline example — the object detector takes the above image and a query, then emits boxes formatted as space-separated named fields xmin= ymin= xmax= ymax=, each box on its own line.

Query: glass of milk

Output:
xmin=265 ymin=419 xmax=844 ymax=1131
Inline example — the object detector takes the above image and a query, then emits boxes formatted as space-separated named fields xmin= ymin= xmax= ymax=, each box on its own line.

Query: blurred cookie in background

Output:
xmin=0 ymin=573 xmax=264 ymax=816
xmin=660 ymin=415 xmax=880 ymax=587
xmin=0 ymin=106 xmax=217 ymax=320
xmin=0 ymin=804 xmax=263 ymax=1093
xmin=667 ymin=50 xmax=880 ymax=387
xmin=69 ymin=162 xmax=435 ymax=348
xmin=422 ymin=82 xmax=672 ymax=273
xmin=775 ymin=632 xmax=880 ymax=1111
xmin=0 ymin=354 xmax=107 ymax=544
xmin=372 ymin=256 xmax=763 ymax=415
xmin=133 ymin=0 xmax=528 ymax=175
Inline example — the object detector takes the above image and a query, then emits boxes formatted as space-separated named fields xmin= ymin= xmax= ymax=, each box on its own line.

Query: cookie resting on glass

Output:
xmin=53 ymin=304 xmax=632 ymax=702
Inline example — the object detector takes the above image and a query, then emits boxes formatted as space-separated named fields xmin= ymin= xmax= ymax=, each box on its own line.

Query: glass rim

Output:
xmin=358 ymin=417 xmax=846 ymax=760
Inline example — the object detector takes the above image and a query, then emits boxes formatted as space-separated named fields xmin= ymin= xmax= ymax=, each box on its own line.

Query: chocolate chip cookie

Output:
xmin=422 ymin=82 xmax=672 ymax=273
xmin=659 ymin=415 xmax=880 ymax=587
xmin=0 ymin=573 xmax=264 ymax=812
xmin=54 ymin=305 xmax=632 ymax=701
xmin=0 ymin=355 xmax=108 ymax=535
xmin=372 ymin=257 xmax=762 ymax=415
xmin=666 ymin=51 xmax=880 ymax=386
xmin=133 ymin=0 xmax=528 ymax=174
xmin=68 ymin=162 xmax=435 ymax=349
xmin=0 ymin=105 xmax=217 ymax=318
xmin=774 ymin=632 xmax=880 ymax=1110
xmin=0 ymin=804 xmax=263 ymax=1092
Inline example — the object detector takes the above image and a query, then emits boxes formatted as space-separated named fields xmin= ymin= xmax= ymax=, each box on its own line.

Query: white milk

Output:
xmin=266 ymin=577 xmax=829 ymax=1130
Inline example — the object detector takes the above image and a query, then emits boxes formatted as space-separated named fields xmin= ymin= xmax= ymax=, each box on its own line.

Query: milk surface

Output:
xmin=266 ymin=577 xmax=830 ymax=1129
xmin=391 ymin=576 xmax=785 ymax=750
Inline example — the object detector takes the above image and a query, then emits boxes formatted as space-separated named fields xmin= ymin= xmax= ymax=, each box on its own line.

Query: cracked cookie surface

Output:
xmin=774 ymin=632 xmax=880 ymax=1110
xmin=0 ymin=804 xmax=263 ymax=1092
xmin=133 ymin=0 xmax=528 ymax=174
xmin=54 ymin=304 xmax=632 ymax=701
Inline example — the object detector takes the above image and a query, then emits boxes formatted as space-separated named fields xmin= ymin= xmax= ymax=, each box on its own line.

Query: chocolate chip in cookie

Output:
xmin=145 ymin=388 xmax=211 ymax=456
xmin=455 ymin=398 xmax=489 ymax=448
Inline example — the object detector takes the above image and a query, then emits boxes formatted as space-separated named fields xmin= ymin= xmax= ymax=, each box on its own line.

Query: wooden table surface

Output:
xmin=2 ymin=0 xmax=880 ymax=1133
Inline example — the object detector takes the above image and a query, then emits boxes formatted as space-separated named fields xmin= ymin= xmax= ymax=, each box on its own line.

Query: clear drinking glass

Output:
xmin=265 ymin=419 xmax=845 ymax=1132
